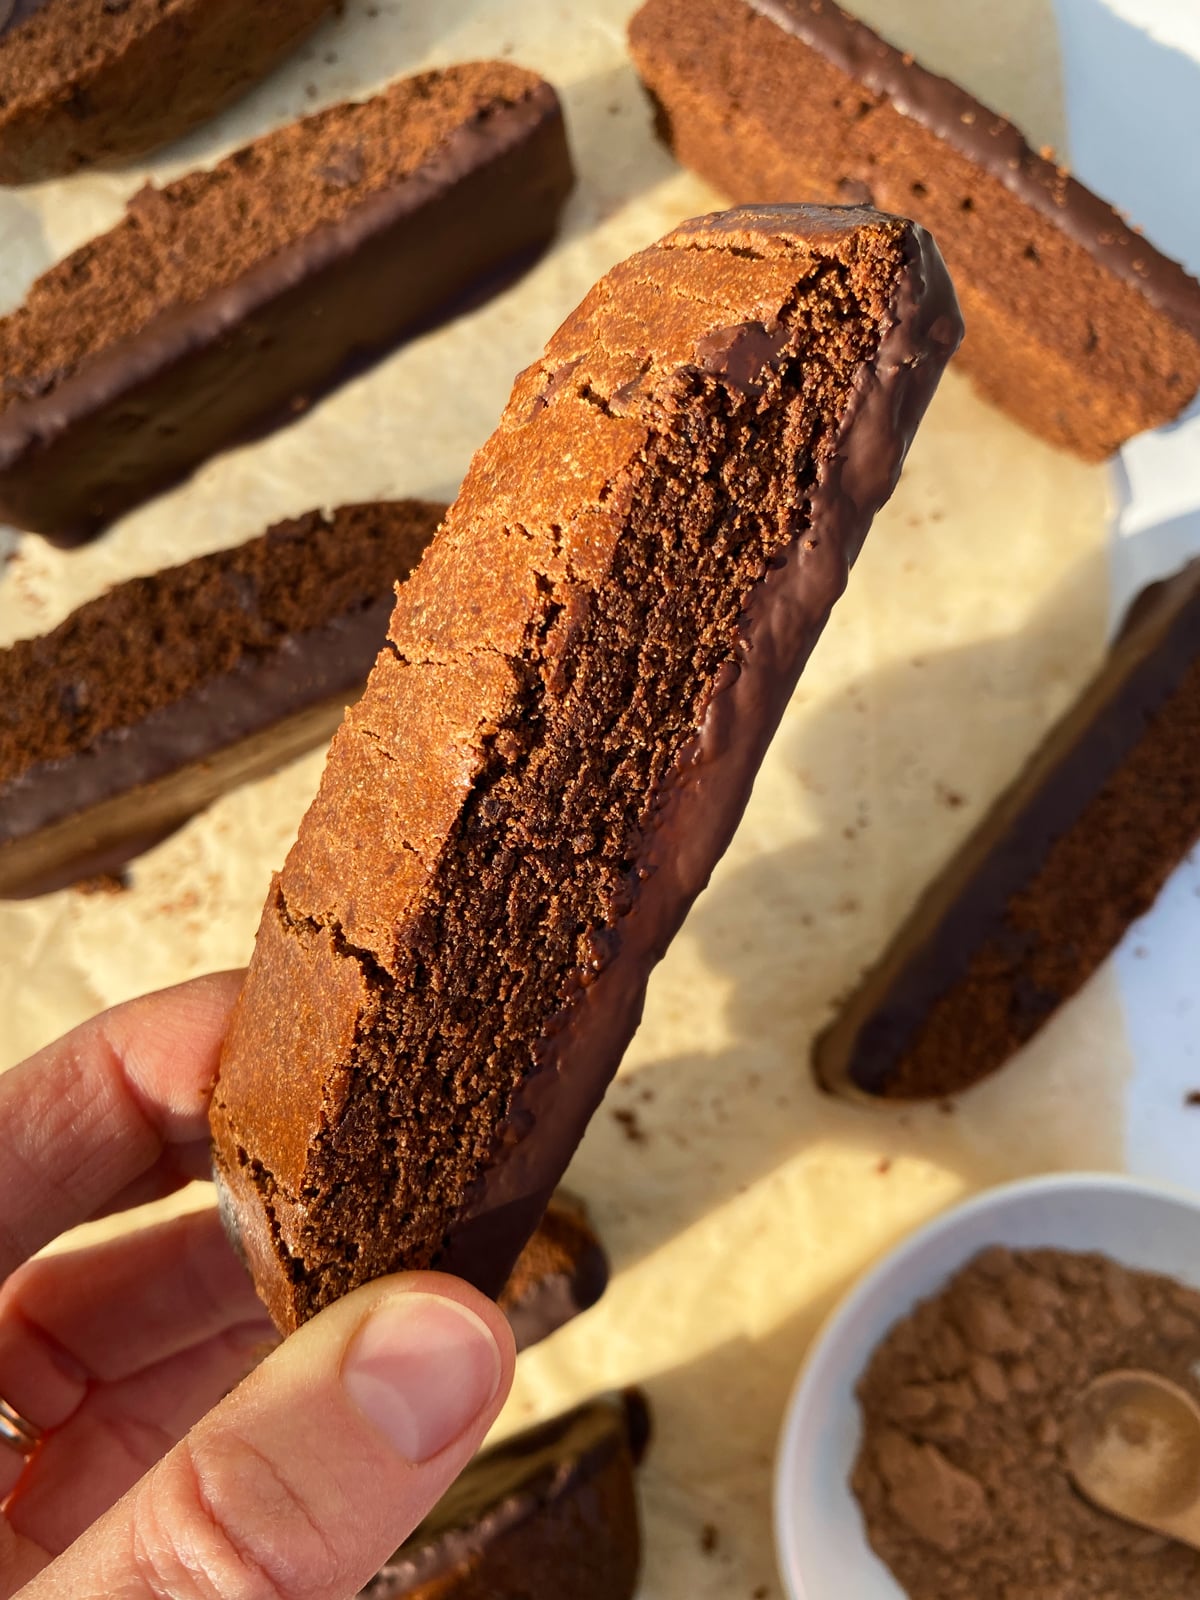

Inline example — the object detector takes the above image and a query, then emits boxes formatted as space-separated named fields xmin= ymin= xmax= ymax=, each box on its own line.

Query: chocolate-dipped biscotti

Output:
xmin=0 ymin=0 xmax=337 ymax=184
xmin=359 ymin=1392 xmax=648 ymax=1599
xmin=210 ymin=202 xmax=961 ymax=1333
xmin=628 ymin=0 xmax=1200 ymax=459
xmin=0 ymin=62 xmax=573 ymax=545
xmin=0 ymin=500 xmax=443 ymax=899
xmin=499 ymin=1191 xmax=609 ymax=1353
xmin=815 ymin=559 xmax=1200 ymax=1101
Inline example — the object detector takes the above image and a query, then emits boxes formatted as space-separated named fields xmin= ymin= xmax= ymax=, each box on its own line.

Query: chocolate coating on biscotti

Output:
xmin=358 ymin=1392 xmax=647 ymax=1599
xmin=0 ymin=62 xmax=573 ymax=543
xmin=815 ymin=558 xmax=1200 ymax=1101
xmin=498 ymin=1191 xmax=609 ymax=1352
xmin=210 ymin=203 xmax=961 ymax=1333
xmin=629 ymin=0 xmax=1200 ymax=459
xmin=0 ymin=0 xmax=337 ymax=184
xmin=0 ymin=500 xmax=443 ymax=898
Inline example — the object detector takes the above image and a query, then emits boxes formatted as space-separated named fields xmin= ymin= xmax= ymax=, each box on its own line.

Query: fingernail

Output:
xmin=343 ymin=1293 xmax=502 ymax=1463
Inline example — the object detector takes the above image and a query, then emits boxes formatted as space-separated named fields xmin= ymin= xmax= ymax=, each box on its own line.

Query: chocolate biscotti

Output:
xmin=210 ymin=203 xmax=960 ymax=1332
xmin=0 ymin=62 xmax=573 ymax=545
xmin=815 ymin=558 xmax=1200 ymax=1101
xmin=359 ymin=1392 xmax=648 ymax=1599
xmin=0 ymin=500 xmax=443 ymax=899
xmin=499 ymin=1192 xmax=609 ymax=1352
xmin=0 ymin=0 xmax=337 ymax=184
xmin=628 ymin=0 xmax=1200 ymax=459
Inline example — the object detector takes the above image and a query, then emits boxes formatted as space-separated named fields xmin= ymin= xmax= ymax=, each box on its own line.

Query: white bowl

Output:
xmin=773 ymin=1172 xmax=1200 ymax=1600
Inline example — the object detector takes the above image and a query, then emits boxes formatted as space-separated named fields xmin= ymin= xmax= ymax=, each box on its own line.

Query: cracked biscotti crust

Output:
xmin=0 ymin=0 xmax=338 ymax=184
xmin=210 ymin=202 xmax=962 ymax=1333
xmin=629 ymin=0 xmax=1200 ymax=459
xmin=0 ymin=61 xmax=573 ymax=543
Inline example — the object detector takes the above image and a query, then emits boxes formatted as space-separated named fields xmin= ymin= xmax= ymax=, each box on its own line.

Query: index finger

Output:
xmin=0 ymin=972 xmax=243 ymax=1283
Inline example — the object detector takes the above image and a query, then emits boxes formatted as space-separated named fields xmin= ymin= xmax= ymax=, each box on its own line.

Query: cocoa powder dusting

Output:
xmin=853 ymin=1247 xmax=1200 ymax=1598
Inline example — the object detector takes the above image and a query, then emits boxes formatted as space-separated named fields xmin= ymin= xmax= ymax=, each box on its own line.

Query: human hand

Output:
xmin=0 ymin=973 xmax=515 ymax=1599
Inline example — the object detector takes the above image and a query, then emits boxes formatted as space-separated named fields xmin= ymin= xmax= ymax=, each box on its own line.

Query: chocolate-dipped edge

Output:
xmin=499 ymin=1193 xmax=610 ymax=1352
xmin=0 ymin=79 xmax=572 ymax=542
xmin=360 ymin=1391 xmax=648 ymax=1597
xmin=744 ymin=0 xmax=1200 ymax=336
xmin=0 ymin=686 xmax=360 ymax=900
xmin=0 ymin=602 xmax=390 ymax=847
xmin=813 ymin=556 xmax=1200 ymax=1100
xmin=431 ymin=209 xmax=963 ymax=1293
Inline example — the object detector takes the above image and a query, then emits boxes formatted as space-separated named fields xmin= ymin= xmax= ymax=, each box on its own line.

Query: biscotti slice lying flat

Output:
xmin=0 ymin=63 xmax=573 ymax=545
xmin=359 ymin=1392 xmax=648 ymax=1599
xmin=0 ymin=500 xmax=443 ymax=899
xmin=210 ymin=203 xmax=961 ymax=1333
xmin=499 ymin=1191 xmax=609 ymax=1352
xmin=628 ymin=0 xmax=1200 ymax=460
xmin=0 ymin=0 xmax=336 ymax=183
xmin=815 ymin=559 xmax=1200 ymax=1101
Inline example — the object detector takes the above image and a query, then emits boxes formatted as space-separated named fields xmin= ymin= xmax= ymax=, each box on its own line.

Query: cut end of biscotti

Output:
xmin=210 ymin=203 xmax=962 ymax=1334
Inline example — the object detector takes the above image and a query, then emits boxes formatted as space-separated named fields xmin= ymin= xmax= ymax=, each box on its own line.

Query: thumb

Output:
xmin=23 ymin=1273 xmax=514 ymax=1600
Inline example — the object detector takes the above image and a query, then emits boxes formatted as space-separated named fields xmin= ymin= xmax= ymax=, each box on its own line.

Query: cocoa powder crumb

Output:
xmin=72 ymin=870 xmax=129 ymax=895
xmin=853 ymin=1247 xmax=1200 ymax=1597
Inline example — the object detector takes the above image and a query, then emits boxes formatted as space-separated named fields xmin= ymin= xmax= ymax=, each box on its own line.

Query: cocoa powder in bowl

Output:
xmin=853 ymin=1246 xmax=1200 ymax=1598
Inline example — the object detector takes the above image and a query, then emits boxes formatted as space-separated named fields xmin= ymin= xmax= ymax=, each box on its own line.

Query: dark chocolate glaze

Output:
xmin=746 ymin=0 xmax=1200 ymax=337
xmin=501 ymin=1200 xmax=610 ymax=1354
xmin=0 ymin=80 xmax=573 ymax=542
xmin=0 ymin=0 xmax=50 ymax=36
xmin=0 ymin=600 xmax=390 ymax=849
xmin=814 ymin=556 xmax=1200 ymax=1099
xmin=359 ymin=1392 xmax=646 ymax=1597
xmin=434 ymin=208 xmax=963 ymax=1296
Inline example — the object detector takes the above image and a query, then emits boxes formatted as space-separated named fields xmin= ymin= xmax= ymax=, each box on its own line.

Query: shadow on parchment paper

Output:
xmin=576 ymin=542 xmax=1128 ymax=1276
xmin=632 ymin=1295 xmax=861 ymax=1599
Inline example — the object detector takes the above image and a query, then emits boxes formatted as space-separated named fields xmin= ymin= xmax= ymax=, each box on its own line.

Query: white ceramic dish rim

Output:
xmin=772 ymin=1170 xmax=1200 ymax=1600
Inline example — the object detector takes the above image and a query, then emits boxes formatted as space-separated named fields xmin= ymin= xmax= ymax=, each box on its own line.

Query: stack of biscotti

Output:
xmin=815 ymin=558 xmax=1200 ymax=1100
xmin=0 ymin=0 xmax=337 ymax=183
xmin=0 ymin=501 xmax=443 ymax=899
xmin=628 ymin=0 xmax=1200 ymax=459
xmin=209 ymin=202 xmax=962 ymax=1333
xmin=0 ymin=61 xmax=574 ymax=544
xmin=359 ymin=1392 xmax=649 ymax=1599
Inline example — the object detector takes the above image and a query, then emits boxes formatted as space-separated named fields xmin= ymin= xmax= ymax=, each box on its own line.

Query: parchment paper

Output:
xmin=0 ymin=2 xmax=1156 ymax=1594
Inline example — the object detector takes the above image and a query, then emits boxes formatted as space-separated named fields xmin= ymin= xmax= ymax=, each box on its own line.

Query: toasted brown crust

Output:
xmin=0 ymin=0 xmax=339 ymax=184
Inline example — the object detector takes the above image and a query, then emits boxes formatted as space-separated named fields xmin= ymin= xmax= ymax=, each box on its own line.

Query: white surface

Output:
xmin=774 ymin=1174 xmax=1200 ymax=1600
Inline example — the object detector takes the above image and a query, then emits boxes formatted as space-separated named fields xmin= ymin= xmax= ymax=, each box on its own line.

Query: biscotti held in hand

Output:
xmin=210 ymin=202 xmax=962 ymax=1332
